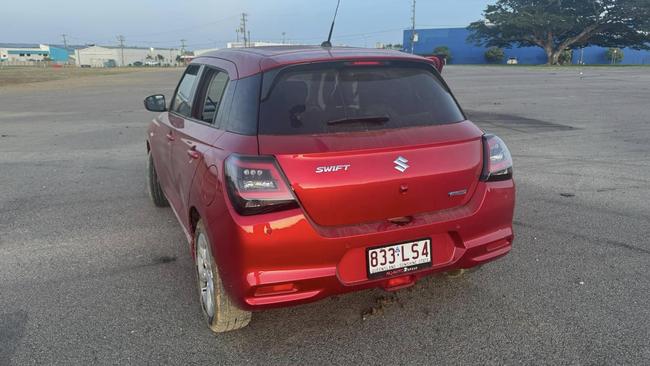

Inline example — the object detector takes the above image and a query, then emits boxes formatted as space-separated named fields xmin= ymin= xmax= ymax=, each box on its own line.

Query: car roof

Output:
xmin=192 ymin=45 xmax=433 ymax=79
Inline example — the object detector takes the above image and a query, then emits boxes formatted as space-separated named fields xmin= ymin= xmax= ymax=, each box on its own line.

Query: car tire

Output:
xmin=194 ymin=220 xmax=251 ymax=333
xmin=147 ymin=152 xmax=169 ymax=207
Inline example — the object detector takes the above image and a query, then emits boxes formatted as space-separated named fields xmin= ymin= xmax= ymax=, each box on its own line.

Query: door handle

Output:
xmin=166 ymin=132 xmax=175 ymax=141
xmin=187 ymin=147 xmax=201 ymax=160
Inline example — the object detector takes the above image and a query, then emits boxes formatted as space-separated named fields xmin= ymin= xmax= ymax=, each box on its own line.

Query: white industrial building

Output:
xmin=195 ymin=42 xmax=289 ymax=57
xmin=74 ymin=45 xmax=182 ymax=67
xmin=226 ymin=41 xmax=287 ymax=48
xmin=194 ymin=48 xmax=219 ymax=57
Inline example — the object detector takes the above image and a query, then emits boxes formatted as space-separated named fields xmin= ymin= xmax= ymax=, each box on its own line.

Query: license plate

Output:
xmin=366 ymin=239 xmax=432 ymax=279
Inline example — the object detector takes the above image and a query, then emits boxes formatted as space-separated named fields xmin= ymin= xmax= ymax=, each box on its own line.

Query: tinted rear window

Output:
xmin=224 ymin=74 xmax=261 ymax=135
xmin=259 ymin=62 xmax=464 ymax=135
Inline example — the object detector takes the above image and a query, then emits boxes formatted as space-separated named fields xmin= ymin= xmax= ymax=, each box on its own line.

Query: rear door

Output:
xmin=163 ymin=64 xmax=202 ymax=212
xmin=169 ymin=65 xmax=230 ymax=228
xmin=258 ymin=61 xmax=483 ymax=227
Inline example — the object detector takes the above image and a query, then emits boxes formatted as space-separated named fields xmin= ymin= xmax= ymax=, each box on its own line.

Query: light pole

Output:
xmin=579 ymin=47 xmax=584 ymax=65
xmin=410 ymin=0 xmax=416 ymax=54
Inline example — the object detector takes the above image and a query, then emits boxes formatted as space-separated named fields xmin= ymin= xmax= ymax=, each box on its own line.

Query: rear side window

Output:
xmin=171 ymin=64 xmax=200 ymax=117
xmin=195 ymin=69 xmax=229 ymax=123
xmin=259 ymin=62 xmax=464 ymax=135
xmin=222 ymin=74 xmax=261 ymax=135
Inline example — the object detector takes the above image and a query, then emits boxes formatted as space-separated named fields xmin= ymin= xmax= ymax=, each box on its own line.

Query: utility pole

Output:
xmin=239 ymin=13 xmax=248 ymax=47
xmin=61 ymin=34 xmax=68 ymax=49
xmin=410 ymin=0 xmax=417 ymax=54
xmin=282 ymin=32 xmax=286 ymax=44
xmin=117 ymin=35 xmax=125 ymax=67
xmin=180 ymin=39 xmax=187 ymax=55
xmin=61 ymin=34 xmax=69 ymax=65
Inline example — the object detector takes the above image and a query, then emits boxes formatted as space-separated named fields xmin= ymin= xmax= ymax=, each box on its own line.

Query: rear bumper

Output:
xmin=208 ymin=180 xmax=515 ymax=311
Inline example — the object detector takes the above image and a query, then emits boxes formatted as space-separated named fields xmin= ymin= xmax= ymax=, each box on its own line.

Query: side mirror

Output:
xmin=144 ymin=94 xmax=167 ymax=112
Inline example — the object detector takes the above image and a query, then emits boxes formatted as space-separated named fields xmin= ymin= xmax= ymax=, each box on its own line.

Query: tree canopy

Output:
xmin=433 ymin=46 xmax=452 ymax=62
xmin=485 ymin=47 xmax=505 ymax=63
xmin=468 ymin=0 xmax=650 ymax=65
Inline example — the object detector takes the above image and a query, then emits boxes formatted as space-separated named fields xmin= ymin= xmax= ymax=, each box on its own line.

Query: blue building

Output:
xmin=47 ymin=46 xmax=70 ymax=62
xmin=0 ymin=43 xmax=71 ymax=63
xmin=573 ymin=46 xmax=650 ymax=65
xmin=403 ymin=28 xmax=650 ymax=65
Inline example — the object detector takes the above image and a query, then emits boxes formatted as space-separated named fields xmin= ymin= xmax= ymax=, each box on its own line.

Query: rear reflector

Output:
xmin=254 ymin=283 xmax=297 ymax=297
xmin=385 ymin=275 xmax=415 ymax=290
xmin=224 ymin=154 xmax=298 ymax=215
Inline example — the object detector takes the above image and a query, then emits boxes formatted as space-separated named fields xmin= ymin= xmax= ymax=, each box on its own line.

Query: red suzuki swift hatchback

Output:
xmin=144 ymin=46 xmax=515 ymax=332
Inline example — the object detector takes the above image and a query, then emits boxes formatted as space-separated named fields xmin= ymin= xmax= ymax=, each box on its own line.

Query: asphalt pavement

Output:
xmin=1 ymin=65 xmax=648 ymax=365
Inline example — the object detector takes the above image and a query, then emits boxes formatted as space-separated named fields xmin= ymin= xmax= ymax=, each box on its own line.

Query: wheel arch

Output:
xmin=189 ymin=206 xmax=201 ymax=236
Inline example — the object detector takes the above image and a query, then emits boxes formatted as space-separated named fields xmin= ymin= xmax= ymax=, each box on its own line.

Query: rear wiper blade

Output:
xmin=327 ymin=115 xmax=390 ymax=125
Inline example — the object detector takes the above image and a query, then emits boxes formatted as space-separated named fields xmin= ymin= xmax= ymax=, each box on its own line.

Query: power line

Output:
xmin=66 ymin=22 xmax=410 ymax=51
xmin=67 ymin=34 xmax=111 ymax=45
xmin=290 ymin=27 xmax=404 ymax=42
xmin=124 ymin=14 xmax=240 ymax=38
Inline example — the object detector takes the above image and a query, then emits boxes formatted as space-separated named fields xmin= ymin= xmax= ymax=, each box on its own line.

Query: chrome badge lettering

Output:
xmin=315 ymin=164 xmax=351 ymax=174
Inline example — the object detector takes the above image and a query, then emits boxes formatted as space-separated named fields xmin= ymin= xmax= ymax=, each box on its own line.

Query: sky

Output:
xmin=2 ymin=0 xmax=492 ymax=49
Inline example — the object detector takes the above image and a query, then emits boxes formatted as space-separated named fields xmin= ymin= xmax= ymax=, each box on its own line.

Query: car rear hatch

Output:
xmin=257 ymin=60 xmax=483 ymax=227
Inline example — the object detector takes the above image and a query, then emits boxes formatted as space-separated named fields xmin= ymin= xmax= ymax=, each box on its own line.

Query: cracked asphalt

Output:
xmin=1 ymin=66 xmax=649 ymax=365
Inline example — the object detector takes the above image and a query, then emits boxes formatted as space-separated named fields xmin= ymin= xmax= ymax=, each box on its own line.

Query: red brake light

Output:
xmin=224 ymin=155 xmax=298 ymax=215
xmin=480 ymin=134 xmax=513 ymax=182
xmin=348 ymin=61 xmax=383 ymax=66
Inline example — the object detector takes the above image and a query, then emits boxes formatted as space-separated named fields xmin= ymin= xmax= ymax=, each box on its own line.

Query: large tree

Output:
xmin=468 ymin=0 xmax=650 ymax=65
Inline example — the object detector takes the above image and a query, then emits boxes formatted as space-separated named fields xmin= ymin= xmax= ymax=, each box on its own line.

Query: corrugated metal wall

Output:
xmin=47 ymin=47 xmax=70 ymax=62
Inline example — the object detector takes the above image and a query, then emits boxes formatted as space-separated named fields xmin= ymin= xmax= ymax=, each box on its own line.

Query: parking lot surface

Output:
xmin=1 ymin=66 xmax=649 ymax=365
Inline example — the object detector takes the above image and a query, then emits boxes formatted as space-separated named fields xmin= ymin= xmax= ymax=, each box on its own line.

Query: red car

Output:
xmin=144 ymin=46 xmax=515 ymax=333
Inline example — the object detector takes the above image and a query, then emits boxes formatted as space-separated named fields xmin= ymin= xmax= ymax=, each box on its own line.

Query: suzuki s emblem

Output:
xmin=393 ymin=156 xmax=409 ymax=172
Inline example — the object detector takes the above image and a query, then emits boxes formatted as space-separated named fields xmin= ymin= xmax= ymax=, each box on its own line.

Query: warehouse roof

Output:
xmin=0 ymin=43 xmax=41 ymax=48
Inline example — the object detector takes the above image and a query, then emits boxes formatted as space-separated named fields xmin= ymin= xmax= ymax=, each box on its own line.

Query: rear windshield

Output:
xmin=259 ymin=62 xmax=465 ymax=135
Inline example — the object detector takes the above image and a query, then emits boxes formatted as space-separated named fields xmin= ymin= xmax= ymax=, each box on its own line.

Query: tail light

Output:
xmin=224 ymin=155 xmax=298 ymax=215
xmin=480 ymin=134 xmax=513 ymax=182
